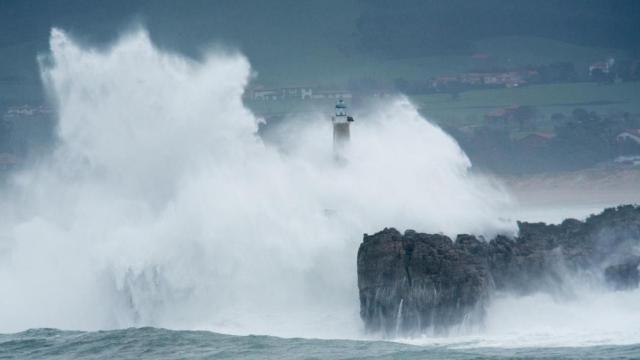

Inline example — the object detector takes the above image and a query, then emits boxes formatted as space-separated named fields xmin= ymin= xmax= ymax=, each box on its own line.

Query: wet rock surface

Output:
xmin=357 ymin=205 xmax=640 ymax=335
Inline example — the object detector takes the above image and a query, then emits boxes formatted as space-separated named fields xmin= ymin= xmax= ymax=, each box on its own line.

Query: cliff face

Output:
xmin=357 ymin=205 xmax=640 ymax=336
xmin=357 ymin=230 xmax=491 ymax=335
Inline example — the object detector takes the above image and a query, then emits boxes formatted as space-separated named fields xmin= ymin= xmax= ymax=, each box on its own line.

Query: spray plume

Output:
xmin=0 ymin=28 xmax=510 ymax=337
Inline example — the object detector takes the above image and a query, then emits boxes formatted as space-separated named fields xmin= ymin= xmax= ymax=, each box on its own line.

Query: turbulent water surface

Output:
xmin=2 ymin=328 xmax=640 ymax=360
xmin=0 ymin=28 xmax=509 ymax=336
xmin=0 ymin=28 xmax=638 ymax=358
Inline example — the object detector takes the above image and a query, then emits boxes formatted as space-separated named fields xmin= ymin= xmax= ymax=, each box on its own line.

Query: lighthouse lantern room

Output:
xmin=332 ymin=99 xmax=354 ymax=159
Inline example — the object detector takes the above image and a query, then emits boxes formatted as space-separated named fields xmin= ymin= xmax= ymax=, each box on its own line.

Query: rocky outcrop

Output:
xmin=357 ymin=230 xmax=491 ymax=335
xmin=605 ymin=257 xmax=640 ymax=290
xmin=357 ymin=205 xmax=640 ymax=335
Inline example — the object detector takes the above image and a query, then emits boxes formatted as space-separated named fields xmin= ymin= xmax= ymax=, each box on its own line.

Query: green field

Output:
xmin=412 ymin=82 xmax=640 ymax=128
xmin=246 ymin=33 xmax=636 ymax=129
xmin=247 ymin=81 xmax=640 ymax=132
xmin=254 ymin=36 xmax=624 ymax=88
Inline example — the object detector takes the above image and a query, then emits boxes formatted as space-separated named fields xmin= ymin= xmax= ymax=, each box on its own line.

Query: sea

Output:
xmin=2 ymin=27 xmax=639 ymax=360
xmin=1 ymin=328 xmax=639 ymax=360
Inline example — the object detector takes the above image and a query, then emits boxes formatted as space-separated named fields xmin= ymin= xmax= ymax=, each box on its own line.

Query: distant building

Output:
xmin=458 ymin=73 xmax=485 ymax=86
xmin=485 ymin=104 xmax=536 ymax=131
xmin=614 ymin=155 xmax=640 ymax=166
xmin=246 ymin=86 xmax=350 ymax=101
xmin=516 ymin=132 xmax=555 ymax=148
xmin=280 ymin=87 xmax=314 ymax=100
xmin=4 ymin=105 xmax=53 ymax=118
xmin=311 ymin=89 xmax=352 ymax=100
xmin=429 ymin=75 xmax=459 ymax=90
xmin=616 ymin=129 xmax=640 ymax=156
xmin=301 ymin=88 xmax=313 ymax=100
xmin=589 ymin=57 xmax=615 ymax=77
xmin=251 ymin=89 xmax=279 ymax=101
xmin=430 ymin=71 xmax=527 ymax=91
xmin=482 ymin=71 xmax=526 ymax=88
xmin=616 ymin=129 xmax=640 ymax=145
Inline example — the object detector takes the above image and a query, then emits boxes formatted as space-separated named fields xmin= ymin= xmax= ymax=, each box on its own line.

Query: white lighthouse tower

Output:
xmin=332 ymin=99 xmax=354 ymax=160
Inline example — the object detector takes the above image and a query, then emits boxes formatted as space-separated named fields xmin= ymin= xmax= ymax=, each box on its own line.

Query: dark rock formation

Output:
xmin=357 ymin=229 xmax=491 ymax=335
xmin=605 ymin=257 xmax=640 ymax=290
xmin=357 ymin=205 xmax=640 ymax=335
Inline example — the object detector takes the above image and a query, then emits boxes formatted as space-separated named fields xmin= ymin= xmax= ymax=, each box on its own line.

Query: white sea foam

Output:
xmin=0 ymin=28 xmax=510 ymax=338
xmin=1 ymin=28 xmax=637 ymax=347
xmin=398 ymin=286 xmax=640 ymax=348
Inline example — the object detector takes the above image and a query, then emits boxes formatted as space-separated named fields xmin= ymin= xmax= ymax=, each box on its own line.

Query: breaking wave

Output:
xmin=0 ymin=28 xmax=510 ymax=338
xmin=3 ymin=28 xmax=638 ymax=349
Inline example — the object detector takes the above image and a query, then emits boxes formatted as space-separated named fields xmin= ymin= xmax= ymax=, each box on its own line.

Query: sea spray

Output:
xmin=395 ymin=298 xmax=404 ymax=337
xmin=0 ymin=28 xmax=510 ymax=337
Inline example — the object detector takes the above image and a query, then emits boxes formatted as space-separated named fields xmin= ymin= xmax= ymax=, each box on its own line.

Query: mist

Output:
xmin=1 ymin=2 xmax=640 ymax=360
xmin=0 ymin=28 xmax=511 ymax=338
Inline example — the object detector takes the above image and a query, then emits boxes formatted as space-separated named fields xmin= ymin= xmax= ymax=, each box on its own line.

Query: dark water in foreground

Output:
xmin=1 ymin=328 xmax=639 ymax=360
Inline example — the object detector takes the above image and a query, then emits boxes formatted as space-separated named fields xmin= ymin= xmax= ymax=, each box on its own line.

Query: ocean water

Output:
xmin=1 ymin=27 xmax=639 ymax=359
xmin=1 ymin=328 xmax=639 ymax=360
xmin=0 ymin=28 xmax=510 ymax=335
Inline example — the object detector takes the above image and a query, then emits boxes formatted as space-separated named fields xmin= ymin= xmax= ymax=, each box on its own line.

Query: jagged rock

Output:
xmin=357 ymin=205 xmax=640 ymax=335
xmin=357 ymin=229 xmax=490 ymax=335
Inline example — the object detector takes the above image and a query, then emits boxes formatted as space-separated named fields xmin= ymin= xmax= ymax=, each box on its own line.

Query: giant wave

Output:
xmin=0 ymin=28 xmax=638 ymax=350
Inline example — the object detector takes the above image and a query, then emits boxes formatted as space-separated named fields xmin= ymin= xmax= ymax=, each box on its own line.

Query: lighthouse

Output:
xmin=332 ymin=99 xmax=354 ymax=159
